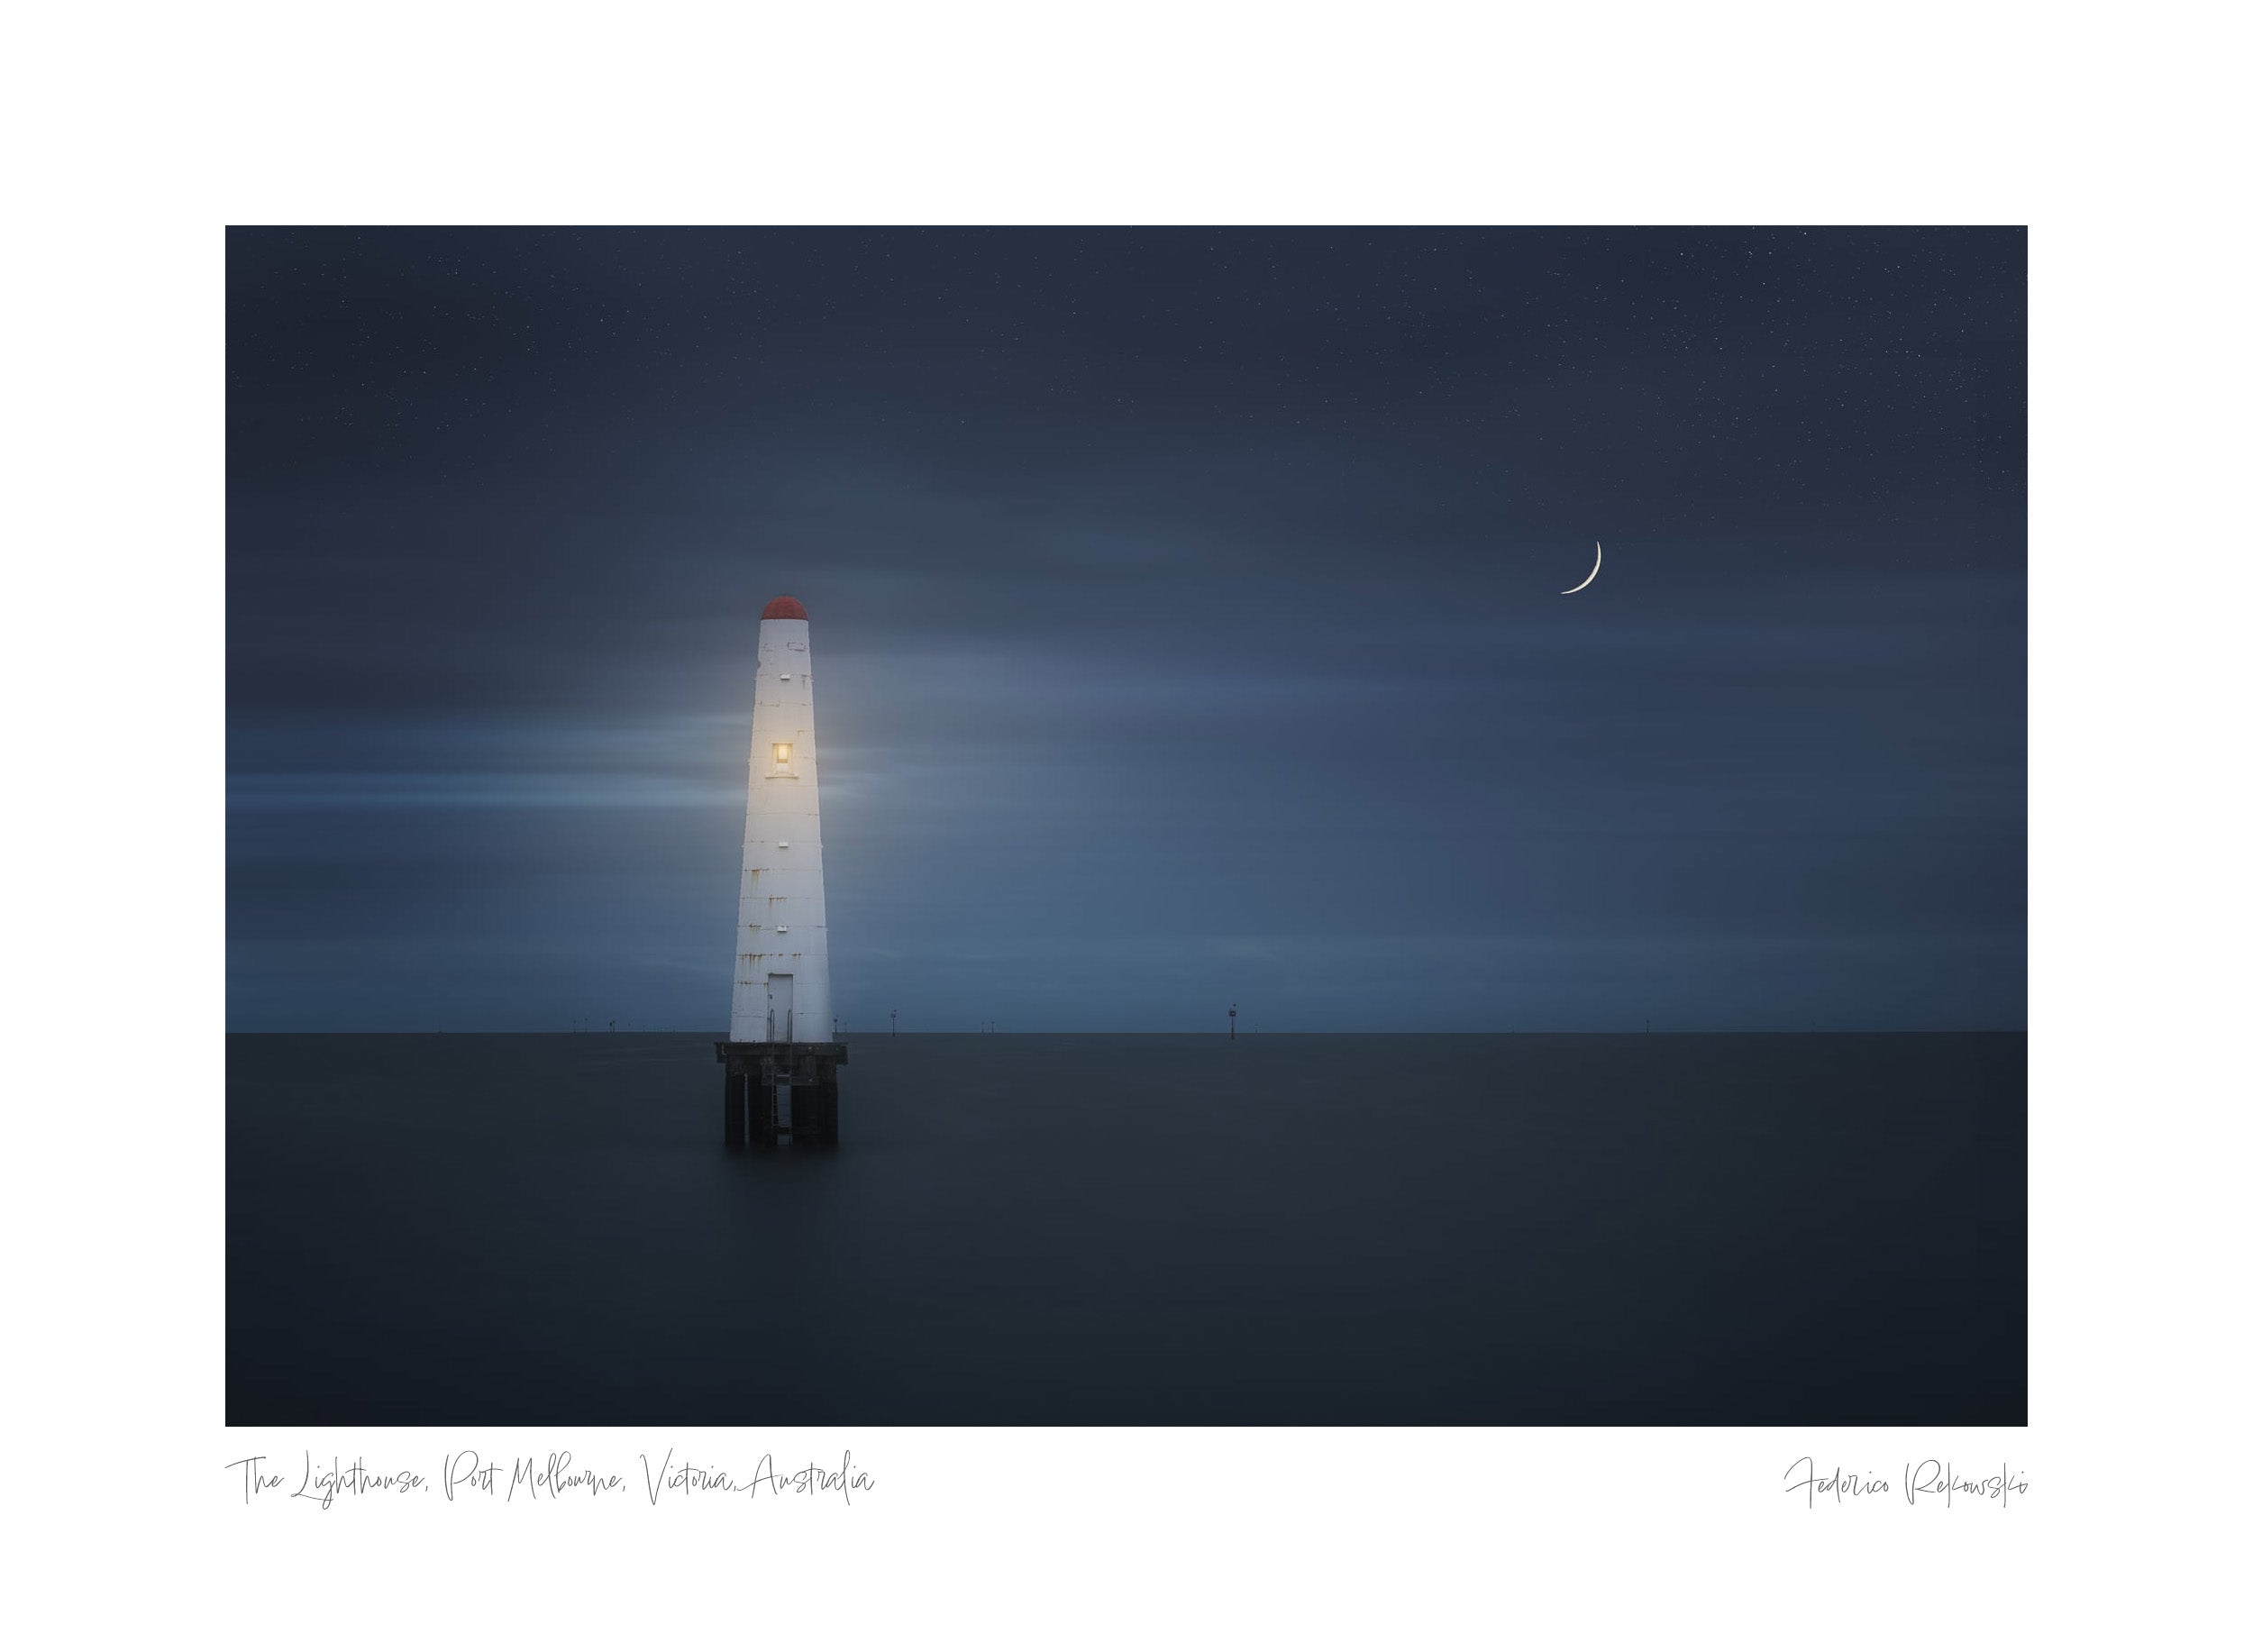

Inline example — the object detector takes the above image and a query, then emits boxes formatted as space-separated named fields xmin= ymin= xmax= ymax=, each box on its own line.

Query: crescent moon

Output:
xmin=1561 ymin=542 xmax=1601 ymax=595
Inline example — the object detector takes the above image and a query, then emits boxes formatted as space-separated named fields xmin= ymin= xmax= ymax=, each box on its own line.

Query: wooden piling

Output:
xmin=722 ymin=1069 xmax=747 ymax=1149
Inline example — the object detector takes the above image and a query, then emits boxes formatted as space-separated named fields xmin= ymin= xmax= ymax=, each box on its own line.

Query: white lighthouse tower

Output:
xmin=716 ymin=595 xmax=845 ymax=1146
xmin=730 ymin=594 xmax=832 ymax=1043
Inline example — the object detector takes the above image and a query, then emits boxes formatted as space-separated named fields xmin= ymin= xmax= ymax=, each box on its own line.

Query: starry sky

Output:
xmin=227 ymin=227 xmax=2024 ymax=1033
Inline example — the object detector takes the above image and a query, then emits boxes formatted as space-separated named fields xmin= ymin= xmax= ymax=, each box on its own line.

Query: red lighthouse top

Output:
xmin=762 ymin=595 xmax=808 ymax=620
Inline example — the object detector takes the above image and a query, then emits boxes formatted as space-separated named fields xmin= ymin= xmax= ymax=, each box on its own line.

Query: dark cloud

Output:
xmin=228 ymin=227 xmax=2024 ymax=1031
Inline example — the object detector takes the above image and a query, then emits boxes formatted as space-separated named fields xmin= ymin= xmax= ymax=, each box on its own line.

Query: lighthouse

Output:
xmin=715 ymin=594 xmax=845 ymax=1145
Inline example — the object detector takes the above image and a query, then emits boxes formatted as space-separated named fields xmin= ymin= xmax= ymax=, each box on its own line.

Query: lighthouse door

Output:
xmin=767 ymin=974 xmax=795 ymax=1043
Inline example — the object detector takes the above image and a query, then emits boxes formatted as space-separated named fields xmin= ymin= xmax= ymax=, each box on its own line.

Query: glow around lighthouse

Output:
xmin=729 ymin=594 xmax=832 ymax=1043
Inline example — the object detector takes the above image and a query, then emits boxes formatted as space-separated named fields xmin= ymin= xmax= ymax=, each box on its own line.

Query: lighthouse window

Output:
xmin=773 ymin=743 xmax=792 ymax=765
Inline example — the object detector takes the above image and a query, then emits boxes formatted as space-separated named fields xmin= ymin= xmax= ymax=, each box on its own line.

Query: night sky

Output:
xmin=227 ymin=227 xmax=2024 ymax=1033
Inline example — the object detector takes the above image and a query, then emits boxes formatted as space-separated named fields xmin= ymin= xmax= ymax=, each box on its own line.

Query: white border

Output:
xmin=7 ymin=1 xmax=2243 ymax=1644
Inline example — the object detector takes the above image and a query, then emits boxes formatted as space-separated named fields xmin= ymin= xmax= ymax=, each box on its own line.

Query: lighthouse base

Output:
xmin=716 ymin=1041 xmax=846 ymax=1148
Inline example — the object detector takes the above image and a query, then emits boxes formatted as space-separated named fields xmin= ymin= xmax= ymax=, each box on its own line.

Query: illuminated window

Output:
xmin=773 ymin=743 xmax=792 ymax=766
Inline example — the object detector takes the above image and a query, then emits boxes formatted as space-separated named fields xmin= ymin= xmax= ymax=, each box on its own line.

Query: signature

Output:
xmin=1784 ymin=1456 xmax=2027 ymax=1509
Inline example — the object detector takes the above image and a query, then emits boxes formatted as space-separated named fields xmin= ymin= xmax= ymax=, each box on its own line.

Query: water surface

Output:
xmin=228 ymin=1032 xmax=2025 ymax=1424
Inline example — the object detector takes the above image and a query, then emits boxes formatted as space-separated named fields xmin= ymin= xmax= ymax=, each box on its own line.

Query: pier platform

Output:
xmin=716 ymin=1040 xmax=846 ymax=1147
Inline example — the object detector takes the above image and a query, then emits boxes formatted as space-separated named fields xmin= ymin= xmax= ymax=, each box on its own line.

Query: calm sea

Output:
xmin=227 ymin=1032 xmax=2024 ymax=1425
